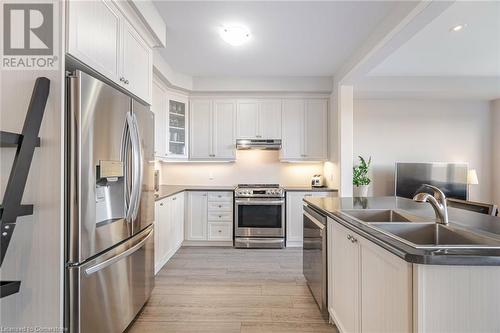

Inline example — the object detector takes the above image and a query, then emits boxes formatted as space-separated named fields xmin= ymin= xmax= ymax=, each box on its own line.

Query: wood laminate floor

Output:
xmin=127 ymin=247 xmax=338 ymax=333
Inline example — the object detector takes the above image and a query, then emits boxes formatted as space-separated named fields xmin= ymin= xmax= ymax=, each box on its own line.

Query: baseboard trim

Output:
xmin=182 ymin=240 xmax=233 ymax=247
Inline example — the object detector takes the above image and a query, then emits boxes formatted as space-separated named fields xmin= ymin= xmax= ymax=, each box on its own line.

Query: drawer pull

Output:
xmin=218 ymin=230 xmax=222 ymax=233
xmin=218 ymin=205 xmax=222 ymax=208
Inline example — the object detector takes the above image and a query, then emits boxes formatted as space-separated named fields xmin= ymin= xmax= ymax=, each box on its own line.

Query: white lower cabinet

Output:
xmin=154 ymin=193 xmax=185 ymax=274
xmin=208 ymin=222 xmax=232 ymax=241
xmin=328 ymin=218 xmax=412 ymax=333
xmin=186 ymin=191 xmax=208 ymax=240
xmin=286 ymin=191 xmax=335 ymax=247
xmin=185 ymin=191 xmax=233 ymax=244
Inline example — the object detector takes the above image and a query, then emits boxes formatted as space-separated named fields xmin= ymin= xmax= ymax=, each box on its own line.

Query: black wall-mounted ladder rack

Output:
xmin=0 ymin=77 xmax=50 ymax=299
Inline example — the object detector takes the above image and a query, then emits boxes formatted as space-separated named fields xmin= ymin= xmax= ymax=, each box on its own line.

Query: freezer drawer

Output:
xmin=67 ymin=226 xmax=154 ymax=333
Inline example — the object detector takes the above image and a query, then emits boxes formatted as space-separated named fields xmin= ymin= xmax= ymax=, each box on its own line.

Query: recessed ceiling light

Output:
xmin=450 ymin=24 xmax=467 ymax=32
xmin=219 ymin=25 xmax=251 ymax=46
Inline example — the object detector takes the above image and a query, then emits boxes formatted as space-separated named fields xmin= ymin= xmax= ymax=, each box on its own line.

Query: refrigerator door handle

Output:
xmin=128 ymin=113 xmax=141 ymax=222
xmin=130 ymin=113 xmax=143 ymax=221
xmin=122 ymin=114 xmax=134 ymax=222
xmin=84 ymin=227 xmax=153 ymax=275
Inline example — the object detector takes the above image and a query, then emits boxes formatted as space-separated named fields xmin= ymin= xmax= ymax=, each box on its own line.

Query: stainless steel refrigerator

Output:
xmin=65 ymin=70 xmax=154 ymax=333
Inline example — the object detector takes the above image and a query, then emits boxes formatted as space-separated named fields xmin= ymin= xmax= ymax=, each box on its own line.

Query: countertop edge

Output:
xmin=155 ymin=185 xmax=338 ymax=201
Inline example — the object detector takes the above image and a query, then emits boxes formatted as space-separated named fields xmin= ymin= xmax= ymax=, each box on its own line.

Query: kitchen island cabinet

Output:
xmin=307 ymin=196 xmax=500 ymax=333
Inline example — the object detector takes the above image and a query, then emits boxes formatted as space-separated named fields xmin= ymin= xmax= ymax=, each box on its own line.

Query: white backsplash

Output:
xmin=159 ymin=150 xmax=327 ymax=187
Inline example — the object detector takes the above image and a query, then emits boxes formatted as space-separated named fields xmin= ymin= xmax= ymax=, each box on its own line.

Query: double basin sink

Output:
xmin=340 ymin=209 xmax=500 ymax=249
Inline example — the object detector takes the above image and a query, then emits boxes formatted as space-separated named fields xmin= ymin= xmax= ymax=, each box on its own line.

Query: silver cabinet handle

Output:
xmin=119 ymin=77 xmax=125 ymax=82
xmin=173 ymin=197 xmax=177 ymax=201
xmin=218 ymin=230 xmax=222 ymax=233
xmin=125 ymin=79 xmax=130 ymax=85
xmin=218 ymin=205 xmax=222 ymax=208
xmin=347 ymin=235 xmax=352 ymax=241
xmin=159 ymin=203 xmax=163 ymax=206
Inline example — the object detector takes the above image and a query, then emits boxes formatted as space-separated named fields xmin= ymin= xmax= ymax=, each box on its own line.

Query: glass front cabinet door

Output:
xmin=166 ymin=93 xmax=189 ymax=159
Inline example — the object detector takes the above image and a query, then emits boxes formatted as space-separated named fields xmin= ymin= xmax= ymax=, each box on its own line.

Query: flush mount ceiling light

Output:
xmin=219 ymin=25 xmax=251 ymax=46
xmin=450 ymin=24 xmax=467 ymax=32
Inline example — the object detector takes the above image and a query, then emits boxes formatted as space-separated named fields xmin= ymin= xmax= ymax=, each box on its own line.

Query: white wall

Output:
xmin=492 ymin=99 xmax=500 ymax=206
xmin=353 ymin=99 xmax=493 ymax=202
xmin=159 ymin=150 xmax=324 ymax=186
xmin=0 ymin=16 xmax=64 ymax=333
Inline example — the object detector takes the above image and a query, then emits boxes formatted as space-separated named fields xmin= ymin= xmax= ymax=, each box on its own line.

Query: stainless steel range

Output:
xmin=234 ymin=184 xmax=285 ymax=249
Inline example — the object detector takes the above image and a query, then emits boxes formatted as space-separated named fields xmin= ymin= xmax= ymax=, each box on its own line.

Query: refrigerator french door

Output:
xmin=65 ymin=70 xmax=154 ymax=333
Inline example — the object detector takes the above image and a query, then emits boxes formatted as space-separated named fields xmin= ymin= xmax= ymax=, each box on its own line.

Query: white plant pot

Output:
xmin=353 ymin=185 xmax=369 ymax=197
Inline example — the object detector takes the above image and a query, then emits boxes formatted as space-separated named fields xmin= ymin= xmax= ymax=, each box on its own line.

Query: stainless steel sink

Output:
xmin=369 ymin=222 xmax=500 ymax=249
xmin=341 ymin=209 xmax=427 ymax=223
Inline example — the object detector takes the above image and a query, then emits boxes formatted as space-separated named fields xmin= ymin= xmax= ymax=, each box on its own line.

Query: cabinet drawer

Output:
xmin=208 ymin=192 xmax=233 ymax=202
xmin=208 ymin=201 xmax=233 ymax=212
xmin=208 ymin=211 xmax=233 ymax=222
xmin=208 ymin=222 xmax=232 ymax=241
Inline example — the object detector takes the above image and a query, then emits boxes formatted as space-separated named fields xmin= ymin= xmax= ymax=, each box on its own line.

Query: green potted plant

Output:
xmin=353 ymin=156 xmax=372 ymax=197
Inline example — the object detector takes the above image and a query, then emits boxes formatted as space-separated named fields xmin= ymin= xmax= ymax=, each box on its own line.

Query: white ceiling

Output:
xmin=153 ymin=1 xmax=398 ymax=77
xmin=370 ymin=1 xmax=500 ymax=77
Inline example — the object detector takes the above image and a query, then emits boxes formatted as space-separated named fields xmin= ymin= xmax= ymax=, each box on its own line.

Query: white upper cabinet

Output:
xmin=190 ymin=99 xmax=236 ymax=161
xmin=120 ymin=19 xmax=152 ymax=103
xmin=281 ymin=100 xmax=304 ymax=160
xmin=213 ymin=100 xmax=236 ymax=159
xmin=153 ymin=78 xmax=189 ymax=161
xmin=67 ymin=0 xmax=152 ymax=104
xmin=189 ymin=100 xmax=212 ymax=160
xmin=304 ymin=100 xmax=328 ymax=160
xmin=236 ymin=101 xmax=259 ymax=139
xmin=166 ymin=93 xmax=189 ymax=159
xmin=67 ymin=0 xmax=120 ymax=81
xmin=236 ymin=100 xmax=282 ymax=139
xmin=281 ymin=99 xmax=327 ymax=161
xmin=152 ymin=80 xmax=167 ymax=159
xmin=259 ymin=100 xmax=282 ymax=139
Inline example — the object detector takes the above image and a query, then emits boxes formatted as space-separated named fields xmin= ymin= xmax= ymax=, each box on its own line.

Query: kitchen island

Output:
xmin=304 ymin=196 xmax=500 ymax=333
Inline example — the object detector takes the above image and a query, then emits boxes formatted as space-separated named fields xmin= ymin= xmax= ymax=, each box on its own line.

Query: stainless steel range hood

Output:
xmin=236 ymin=139 xmax=282 ymax=150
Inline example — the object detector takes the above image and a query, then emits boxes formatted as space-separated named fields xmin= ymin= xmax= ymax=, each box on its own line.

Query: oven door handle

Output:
xmin=235 ymin=199 xmax=285 ymax=205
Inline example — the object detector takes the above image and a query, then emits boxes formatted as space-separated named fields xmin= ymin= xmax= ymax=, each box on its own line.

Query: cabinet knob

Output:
xmin=119 ymin=76 xmax=125 ymax=82
xmin=218 ymin=230 xmax=222 ymax=233
xmin=347 ymin=234 xmax=352 ymax=241
xmin=351 ymin=237 xmax=358 ymax=243
xmin=173 ymin=197 xmax=177 ymax=201
xmin=218 ymin=205 xmax=222 ymax=208
xmin=160 ymin=203 xmax=163 ymax=206
xmin=125 ymin=79 xmax=130 ymax=85
xmin=219 ymin=215 xmax=222 ymax=218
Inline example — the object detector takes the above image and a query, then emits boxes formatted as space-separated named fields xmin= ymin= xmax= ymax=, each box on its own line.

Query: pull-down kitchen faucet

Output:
xmin=413 ymin=184 xmax=449 ymax=225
